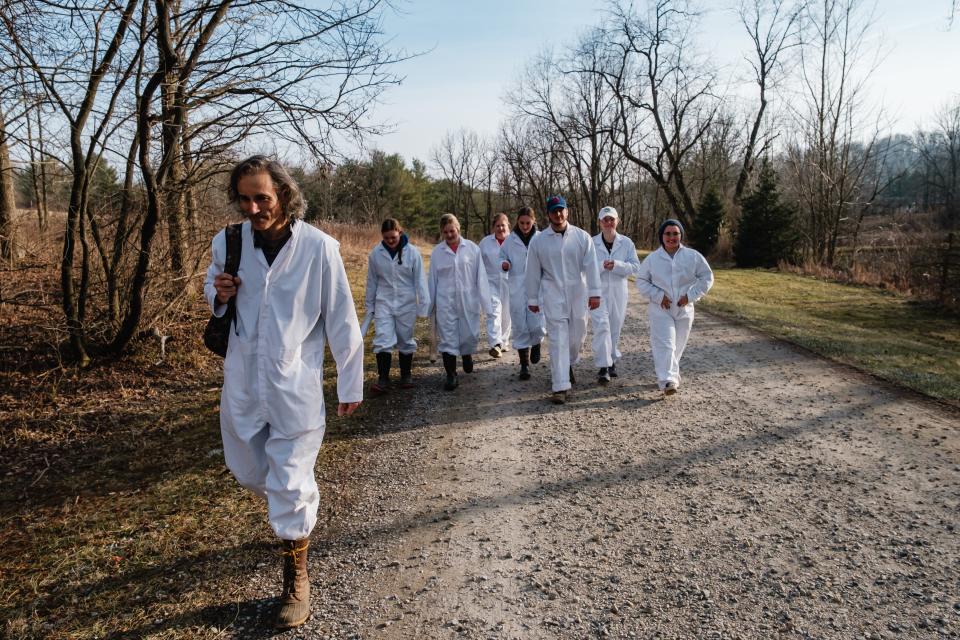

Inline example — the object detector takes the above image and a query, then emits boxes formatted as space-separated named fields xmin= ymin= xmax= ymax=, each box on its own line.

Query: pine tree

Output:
xmin=734 ymin=160 xmax=800 ymax=268
xmin=690 ymin=186 xmax=724 ymax=255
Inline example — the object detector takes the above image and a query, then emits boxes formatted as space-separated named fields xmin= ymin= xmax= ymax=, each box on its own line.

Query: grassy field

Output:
xmin=699 ymin=267 xmax=960 ymax=405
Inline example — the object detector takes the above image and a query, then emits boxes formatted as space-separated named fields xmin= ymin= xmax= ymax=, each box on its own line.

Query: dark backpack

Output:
xmin=203 ymin=223 xmax=243 ymax=357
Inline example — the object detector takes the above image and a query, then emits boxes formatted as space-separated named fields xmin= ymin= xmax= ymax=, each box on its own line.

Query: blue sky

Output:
xmin=369 ymin=0 xmax=960 ymax=164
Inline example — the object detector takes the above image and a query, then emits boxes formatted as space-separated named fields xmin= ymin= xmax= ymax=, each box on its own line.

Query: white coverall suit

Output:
xmin=365 ymin=241 xmax=430 ymax=354
xmin=204 ymin=221 xmax=364 ymax=540
xmin=429 ymin=239 xmax=493 ymax=356
xmin=591 ymin=232 xmax=641 ymax=366
xmin=524 ymin=225 xmax=606 ymax=392
xmin=635 ymin=245 xmax=714 ymax=389
xmin=499 ymin=231 xmax=546 ymax=349
xmin=479 ymin=234 xmax=511 ymax=349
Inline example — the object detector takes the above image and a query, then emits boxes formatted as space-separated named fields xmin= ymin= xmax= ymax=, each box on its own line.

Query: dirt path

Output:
xmin=233 ymin=298 xmax=959 ymax=639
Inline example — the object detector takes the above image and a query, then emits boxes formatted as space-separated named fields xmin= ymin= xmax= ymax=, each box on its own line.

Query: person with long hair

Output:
xmin=365 ymin=218 xmax=430 ymax=392
xmin=428 ymin=213 xmax=493 ymax=390
xmin=203 ymin=155 xmax=363 ymax=629
xmin=479 ymin=212 xmax=512 ymax=358
xmin=635 ymin=219 xmax=714 ymax=395
xmin=499 ymin=206 xmax=545 ymax=380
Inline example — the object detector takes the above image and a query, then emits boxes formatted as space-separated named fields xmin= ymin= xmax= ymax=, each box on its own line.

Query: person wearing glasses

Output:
xmin=635 ymin=219 xmax=714 ymax=396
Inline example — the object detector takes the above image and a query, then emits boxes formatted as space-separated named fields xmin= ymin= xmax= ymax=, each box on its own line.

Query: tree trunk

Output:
xmin=0 ymin=108 xmax=18 ymax=265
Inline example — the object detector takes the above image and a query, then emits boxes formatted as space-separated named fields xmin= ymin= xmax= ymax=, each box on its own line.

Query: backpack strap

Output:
xmin=223 ymin=223 xmax=243 ymax=276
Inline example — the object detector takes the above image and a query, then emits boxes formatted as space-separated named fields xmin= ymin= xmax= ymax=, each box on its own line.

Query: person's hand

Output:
xmin=528 ymin=304 xmax=540 ymax=313
xmin=677 ymin=294 xmax=689 ymax=307
xmin=603 ymin=259 xmax=614 ymax=271
xmin=501 ymin=261 xmax=511 ymax=271
xmin=214 ymin=273 xmax=241 ymax=304
xmin=588 ymin=296 xmax=600 ymax=310
xmin=660 ymin=294 xmax=672 ymax=310
xmin=338 ymin=401 xmax=361 ymax=416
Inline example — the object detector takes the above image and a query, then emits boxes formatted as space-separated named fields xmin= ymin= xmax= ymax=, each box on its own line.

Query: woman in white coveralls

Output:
xmin=499 ymin=206 xmax=546 ymax=380
xmin=635 ymin=219 xmax=714 ymax=395
xmin=205 ymin=156 xmax=363 ymax=630
xmin=478 ymin=212 xmax=512 ymax=358
xmin=429 ymin=213 xmax=493 ymax=391
xmin=591 ymin=206 xmax=641 ymax=381
xmin=365 ymin=217 xmax=430 ymax=392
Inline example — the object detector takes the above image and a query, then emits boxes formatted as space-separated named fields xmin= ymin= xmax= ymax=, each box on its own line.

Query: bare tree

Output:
xmin=915 ymin=97 xmax=960 ymax=229
xmin=734 ymin=0 xmax=803 ymax=204
xmin=599 ymin=0 xmax=721 ymax=229
xmin=1 ymin=0 xmax=404 ymax=363
xmin=786 ymin=0 xmax=887 ymax=265
xmin=431 ymin=129 xmax=483 ymax=235
xmin=507 ymin=29 xmax=623 ymax=233
xmin=0 ymin=107 xmax=17 ymax=264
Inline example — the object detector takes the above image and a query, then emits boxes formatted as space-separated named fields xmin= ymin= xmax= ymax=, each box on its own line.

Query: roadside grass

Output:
xmin=698 ymin=268 xmax=960 ymax=405
xmin=0 ymin=220 xmax=432 ymax=639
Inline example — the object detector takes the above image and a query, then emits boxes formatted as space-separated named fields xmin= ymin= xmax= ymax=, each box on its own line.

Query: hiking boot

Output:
xmin=608 ymin=363 xmax=618 ymax=378
xmin=664 ymin=381 xmax=678 ymax=396
xmin=598 ymin=367 xmax=611 ymax=385
xmin=530 ymin=342 xmax=542 ymax=364
xmin=551 ymin=390 xmax=567 ymax=405
xmin=276 ymin=539 xmax=310 ymax=629
xmin=488 ymin=344 xmax=502 ymax=358
xmin=398 ymin=353 xmax=415 ymax=389
xmin=462 ymin=354 xmax=474 ymax=373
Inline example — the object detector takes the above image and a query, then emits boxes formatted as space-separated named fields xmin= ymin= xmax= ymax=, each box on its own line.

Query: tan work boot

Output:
xmin=276 ymin=538 xmax=311 ymax=629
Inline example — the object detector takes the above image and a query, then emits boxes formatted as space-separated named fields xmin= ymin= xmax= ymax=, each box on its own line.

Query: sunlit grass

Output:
xmin=699 ymin=268 xmax=960 ymax=404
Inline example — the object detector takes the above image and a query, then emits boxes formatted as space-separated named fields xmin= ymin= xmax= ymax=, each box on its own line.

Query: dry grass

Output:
xmin=0 ymin=216 xmax=428 ymax=639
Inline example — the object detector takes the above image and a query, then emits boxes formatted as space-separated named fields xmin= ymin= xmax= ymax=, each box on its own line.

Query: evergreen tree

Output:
xmin=690 ymin=186 xmax=724 ymax=255
xmin=734 ymin=160 xmax=800 ymax=268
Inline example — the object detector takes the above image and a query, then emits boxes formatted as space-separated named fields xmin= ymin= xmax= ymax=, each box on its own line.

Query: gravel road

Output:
xmin=229 ymin=298 xmax=959 ymax=640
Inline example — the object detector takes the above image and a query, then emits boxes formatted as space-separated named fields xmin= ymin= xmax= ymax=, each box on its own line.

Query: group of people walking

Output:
xmin=203 ymin=156 xmax=714 ymax=628
xmin=366 ymin=195 xmax=714 ymax=405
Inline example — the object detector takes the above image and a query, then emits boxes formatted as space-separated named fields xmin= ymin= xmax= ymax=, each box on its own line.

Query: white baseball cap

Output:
xmin=598 ymin=206 xmax=618 ymax=221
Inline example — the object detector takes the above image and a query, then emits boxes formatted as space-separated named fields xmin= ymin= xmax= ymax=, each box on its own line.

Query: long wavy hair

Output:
xmin=228 ymin=155 xmax=307 ymax=220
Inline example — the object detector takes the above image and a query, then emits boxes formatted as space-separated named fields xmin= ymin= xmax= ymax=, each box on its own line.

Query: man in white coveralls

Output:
xmin=205 ymin=156 xmax=363 ymax=629
xmin=524 ymin=195 xmax=608 ymax=404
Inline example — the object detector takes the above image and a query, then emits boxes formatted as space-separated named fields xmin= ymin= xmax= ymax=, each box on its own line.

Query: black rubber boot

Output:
xmin=530 ymin=342 xmax=542 ymax=364
xmin=598 ymin=367 xmax=611 ymax=385
xmin=372 ymin=352 xmax=391 ymax=392
xmin=442 ymin=352 xmax=459 ymax=391
xmin=518 ymin=348 xmax=531 ymax=380
xmin=462 ymin=354 xmax=474 ymax=373
xmin=399 ymin=352 xmax=414 ymax=388
xmin=608 ymin=363 xmax=618 ymax=378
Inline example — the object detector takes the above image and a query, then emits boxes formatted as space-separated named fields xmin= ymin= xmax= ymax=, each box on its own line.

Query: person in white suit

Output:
xmin=205 ymin=156 xmax=363 ymax=629
xmin=478 ymin=213 xmax=512 ymax=358
xmin=525 ymin=195 xmax=606 ymax=404
xmin=635 ymin=219 xmax=714 ymax=395
xmin=499 ymin=206 xmax=546 ymax=380
xmin=591 ymin=206 xmax=641 ymax=381
xmin=429 ymin=213 xmax=493 ymax=391
xmin=365 ymin=218 xmax=430 ymax=392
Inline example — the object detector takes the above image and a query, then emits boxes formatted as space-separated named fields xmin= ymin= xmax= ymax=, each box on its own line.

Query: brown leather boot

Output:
xmin=276 ymin=539 xmax=310 ymax=629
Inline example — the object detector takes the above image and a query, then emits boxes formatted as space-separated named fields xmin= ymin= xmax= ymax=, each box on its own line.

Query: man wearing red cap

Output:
xmin=524 ymin=195 xmax=604 ymax=404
